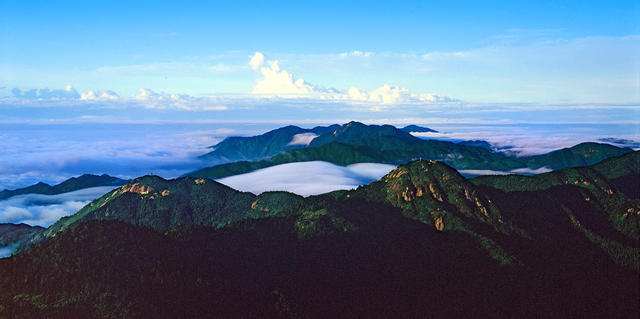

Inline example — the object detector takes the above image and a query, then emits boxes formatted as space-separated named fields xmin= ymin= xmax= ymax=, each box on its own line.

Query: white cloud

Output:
xmin=127 ymin=88 xmax=234 ymax=110
xmin=347 ymin=84 xmax=452 ymax=104
xmin=458 ymin=169 xmax=511 ymax=176
xmin=249 ymin=52 xmax=265 ymax=70
xmin=250 ymin=52 xmax=319 ymax=95
xmin=0 ymin=124 xmax=230 ymax=190
xmin=459 ymin=166 xmax=552 ymax=177
xmin=287 ymin=133 xmax=318 ymax=146
xmin=510 ymin=167 xmax=552 ymax=174
xmin=216 ymin=161 xmax=396 ymax=197
xmin=0 ymin=186 xmax=116 ymax=227
xmin=133 ymin=88 xmax=230 ymax=111
xmin=249 ymin=52 xmax=453 ymax=104
xmin=408 ymin=128 xmax=631 ymax=156
xmin=80 ymin=90 xmax=120 ymax=100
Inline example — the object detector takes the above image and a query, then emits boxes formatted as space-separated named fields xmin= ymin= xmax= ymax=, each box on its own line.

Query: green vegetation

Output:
xmin=21 ymin=175 xmax=304 ymax=251
xmin=199 ymin=124 xmax=340 ymax=163
xmin=1 ymin=152 xmax=638 ymax=318
xmin=188 ymin=122 xmax=632 ymax=180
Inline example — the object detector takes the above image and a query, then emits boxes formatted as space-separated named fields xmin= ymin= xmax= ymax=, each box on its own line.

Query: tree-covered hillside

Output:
xmin=1 ymin=152 xmax=637 ymax=318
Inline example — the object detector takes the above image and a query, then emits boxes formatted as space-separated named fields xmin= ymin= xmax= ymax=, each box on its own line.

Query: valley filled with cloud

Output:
xmin=0 ymin=186 xmax=116 ymax=227
xmin=216 ymin=161 xmax=397 ymax=197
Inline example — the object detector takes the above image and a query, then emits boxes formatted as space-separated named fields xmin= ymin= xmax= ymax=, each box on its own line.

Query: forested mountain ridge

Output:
xmin=0 ymin=174 xmax=127 ymax=200
xmin=2 ymin=152 xmax=637 ymax=318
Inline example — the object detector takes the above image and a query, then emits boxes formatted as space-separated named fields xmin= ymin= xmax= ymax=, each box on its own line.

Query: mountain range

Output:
xmin=198 ymin=123 xmax=438 ymax=164
xmin=1 ymin=151 xmax=637 ymax=318
xmin=188 ymin=122 xmax=632 ymax=179
xmin=0 ymin=174 xmax=127 ymax=201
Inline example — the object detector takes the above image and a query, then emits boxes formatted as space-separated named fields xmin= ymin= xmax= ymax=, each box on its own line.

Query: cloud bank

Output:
xmin=0 ymin=123 xmax=236 ymax=190
xmin=216 ymin=161 xmax=396 ymax=197
xmin=459 ymin=167 xmax=552 ymax=177
xmin=0 ymin=186 xmax=116 ymax=227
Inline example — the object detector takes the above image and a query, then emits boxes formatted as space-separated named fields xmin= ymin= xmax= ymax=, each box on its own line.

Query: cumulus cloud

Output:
xmin=249 ymin=52 xmax=453 ymax=104
xmin=347 ymin=85 xmax=453 ymax=104
xmin=0 ymin=186 xmax=116 ymax=227
xmin=250 ymin=52 xmax=320 ymax=95
xmin=216 ymin=161 xmax=396 ymax=196
xmin=287 ymin=133 xmax=318 ymax=146
xmin=80 ymin=90 xmax=120 ymax=100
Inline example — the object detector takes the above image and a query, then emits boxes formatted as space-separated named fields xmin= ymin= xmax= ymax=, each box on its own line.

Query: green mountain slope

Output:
xmin=1 ymin=154 xmax=638 ymax=318
xmin=0 ymin=174 xmax=127 ymax=200
xmin=472 ymin=151 xmax=640 ymax=250
xmin=308 ymin=121 xmax=422 ymax=150
xmin=188 ymin=138 xmax=630 ymax=180
xmin=198 ymin=122 xmax=438 ymax=164
xmin=524 ymin=142 xmax=632 ymax=169
xmin=22 ymin=175 xmax=304 ymax=251
xmin=199 ymin=124 xmax=340 ymax=163
xmin=195 ymin=122 xmax=631 ymax=179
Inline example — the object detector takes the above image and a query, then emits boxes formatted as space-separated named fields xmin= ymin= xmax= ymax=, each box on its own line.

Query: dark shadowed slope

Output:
xmin=0 ymin=224 xmax=43 ymax=247
xmin=2 ymin=154 xmax=637 ymax=318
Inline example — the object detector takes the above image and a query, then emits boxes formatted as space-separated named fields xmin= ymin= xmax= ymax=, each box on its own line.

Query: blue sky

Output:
xmin=0 ymin=1 xmax=638 ymax=227
xmin=1 ymin=0 xmax=638 ymax=104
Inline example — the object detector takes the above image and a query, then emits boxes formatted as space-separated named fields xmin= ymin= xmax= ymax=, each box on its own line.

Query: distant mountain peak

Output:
xmin=400 ymin=125 xmax=438 ymax=133
xmin=0 ymin=174 xmax=126 ymax=200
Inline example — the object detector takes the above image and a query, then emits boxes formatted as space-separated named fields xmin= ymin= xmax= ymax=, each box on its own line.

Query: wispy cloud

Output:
xmin=287 ymin=133 xmax=318 ymax=146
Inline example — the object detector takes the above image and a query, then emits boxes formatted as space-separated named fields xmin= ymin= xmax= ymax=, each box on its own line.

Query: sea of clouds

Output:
xmin=0 ymin=186 xmax=116 ymax=227
xmin=217 ymin=161 xmax=397 ymax=197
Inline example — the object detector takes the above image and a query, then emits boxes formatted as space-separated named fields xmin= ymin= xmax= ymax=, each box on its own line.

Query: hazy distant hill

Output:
xmin=198 ymin=124 xmax=340 ymax=163
xmin=2 ymin=152 xmax=637 ymax=318
xmin=198 ymin=122 xmax=441 ymax=164
xmin=0 ymin=224 xmax=43 ymax=247
xmin=187 ymin=122 xmax=632 ymax=180
xmin=0 ymin=174 xmax=127 ymax=200
xmin=399 ymin=124 xmax=438 ymax=133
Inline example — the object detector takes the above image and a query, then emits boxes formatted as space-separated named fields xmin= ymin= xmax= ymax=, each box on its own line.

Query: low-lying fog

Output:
xmin=217 ymin=161 xmax=397 ymax=197
xmin=0 ymin=186 xmax=117 ymax=227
